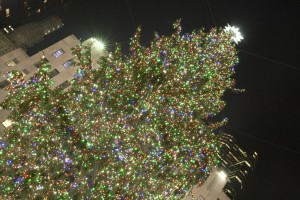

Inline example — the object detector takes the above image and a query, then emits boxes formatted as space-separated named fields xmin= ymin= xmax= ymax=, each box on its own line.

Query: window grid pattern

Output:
xmin=63 ymin=59 xmax=74 ymax=69
xmin=0 ymin=80 xmax=10 ymax=89
xmin=52 ymin=49 xmax=65 ymax=58
xmin=6 ymin=58 xmax=19 ymax=67
xmin=56 ymin=80 xmax=69 ymax=90
xmin=48 ymin=69 xmax=59 ymax=78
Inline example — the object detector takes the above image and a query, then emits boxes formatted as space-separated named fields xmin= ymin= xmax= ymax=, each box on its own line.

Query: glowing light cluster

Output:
xmin=91 ymin=38 xmax=105 ymax=50
xmin=0 ymin=20 xmax=239 ymax=199
xmin=224 ymin=24 xmax=243 ymax=44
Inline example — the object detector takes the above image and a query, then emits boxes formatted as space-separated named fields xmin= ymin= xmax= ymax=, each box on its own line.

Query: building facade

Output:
xmin=217 ymin=133 xmax=258 ymax=199
xmin=0 ymin=34 xmax=106 ymax=133
xmin=0 ymin=15 xmax=63 ymax=56
xmin=182 ymin=133 xmax=257 ymax=200
xmin=183 ymin=167 xmax=230 ymax=200
xmin=0 ymin=0 xmax=66 ymax=28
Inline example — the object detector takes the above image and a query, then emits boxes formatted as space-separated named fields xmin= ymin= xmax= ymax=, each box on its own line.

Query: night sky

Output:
xmin=3 ymin=0 xmax=300 ymax=199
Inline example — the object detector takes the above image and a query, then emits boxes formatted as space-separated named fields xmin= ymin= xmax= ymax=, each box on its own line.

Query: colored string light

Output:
xmin=0 ymin=20 xmax=239 ymax=199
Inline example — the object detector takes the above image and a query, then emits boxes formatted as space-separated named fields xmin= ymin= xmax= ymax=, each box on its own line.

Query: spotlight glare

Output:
xmin=218 ymin=170 xmax=227 ymax=180
xmin=92 ymin=38 xmax=105 ymax=50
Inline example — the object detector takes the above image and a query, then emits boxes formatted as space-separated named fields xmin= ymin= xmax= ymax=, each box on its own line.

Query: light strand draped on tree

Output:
xmin=0 ymin=20 xmax=240 ymax=199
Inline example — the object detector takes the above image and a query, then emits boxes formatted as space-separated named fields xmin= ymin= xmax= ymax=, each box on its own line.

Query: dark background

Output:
xmin=1 ymin=0 xmax=300 ymax=199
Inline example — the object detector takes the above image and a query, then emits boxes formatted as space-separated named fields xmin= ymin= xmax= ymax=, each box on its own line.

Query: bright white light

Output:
xmin=2 ymin=119 xmax=13 ymax=128
xmin=224 ymin=24 xmax=244 ymax=44
xmin=92 ymin=38 xmax=105 ymax=50
xmin=36 ymin=185 xmax=44 ymax=191
xmin=218 ymin=170 xmax=227 ymax=180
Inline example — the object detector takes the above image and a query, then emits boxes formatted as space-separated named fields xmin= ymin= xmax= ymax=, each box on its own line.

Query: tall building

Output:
xmin=0 ymin=30 xmax=15 ymax=56
xmin=0 ymin=0 xmax=66 ymax=28
xmin=183 ymin=133 xmax=257 ymax=200
xmin=218 ymin=133 xmax=258 ymax=199
xmin=0 ymin=15 xmax=63 ymax=56
xmin=0 ymin=34 xmax=107 ymax=133
xmin=183 ymin=167 xmax=230 ymax=200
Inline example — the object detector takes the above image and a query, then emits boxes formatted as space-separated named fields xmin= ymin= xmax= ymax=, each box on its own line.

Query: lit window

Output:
xmin=48 ymin=69 xmax=60 ymax=78
xmin=6 ymin=58 xmax=19 ymax=67
xmin=22 ymin=68 xmax=29 ymax=75
xmin=0 ymin=80 xmax=10 ymax=89
xmin=52 ymin=49 xmax=65 ymax=58
xmin=2 ymin=119 xmax=13 ymax=128
xmin=36 ymin=8 xmax=40 ymax=13
xmin=5 ymin=8 xmax=10 ymax=17
xmin=3 ymin=28 xmax=9 ymax=33
xmin=63 ymin=59 xmax=74 ymax=69
xmin=44 ymin=0 xmax=48 ymax=3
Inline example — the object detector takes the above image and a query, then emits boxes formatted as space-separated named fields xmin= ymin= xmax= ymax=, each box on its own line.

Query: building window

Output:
xmin=44 ymin=0 xmax=48 ymax=3
xmin=22 ymin=68 xmax=29 ymax=75
xmin=3 ymin=27 xmax=9 ymax=33
xmin=206 ymin=176 xmax=218 ymax=191
xmin=0 ymin=80 xmax=10 ymax=89
xmin=2 ymin=119 xmax=13 ymax=128
xmin=6 ymin=58 xmax=19 ymax=67
xmin=34 ymin=58 xmax=49 ymax=68
xmin=34 ymin=62 xmax=41 ymax=68
xmin=8 ymin=25 xmax=14 ymax=31
xmin=5 ymin=8 xmax=10 ymax=17
xmin=63 ymin=59 xmax=74 ymax=69
xmin=57 ymin=80 xmax=69 ymax=90
xmin=48 ymin=69 xmax=59 ymax=78
xmin=36 ymin=8 xmax=40 ymax=13
xmin=52 ymin=49 xmax=65 ymax=58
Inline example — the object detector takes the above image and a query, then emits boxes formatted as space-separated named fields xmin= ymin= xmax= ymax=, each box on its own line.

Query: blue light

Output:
xmin=0 ymin=141 xmax=6 ymax=148
xmin=170 ymin=108 xmax=175 ymax=114
xmin=7 ymin=159 xmax=13 ymax=166
xmin=129 ymin=99 xmax=135 ymax=105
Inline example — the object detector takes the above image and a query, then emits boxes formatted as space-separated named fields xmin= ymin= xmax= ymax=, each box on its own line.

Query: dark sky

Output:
xmin=5 ymin=0 xmax=300 ymax=199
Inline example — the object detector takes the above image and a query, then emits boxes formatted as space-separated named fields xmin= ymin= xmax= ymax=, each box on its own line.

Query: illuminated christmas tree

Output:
xmin=0 ymin=20 xmax=241 ymax=199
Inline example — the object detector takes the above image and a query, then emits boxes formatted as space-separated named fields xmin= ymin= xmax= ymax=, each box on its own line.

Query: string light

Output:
xmin=0 ymin=20 xmax=239 ymax=199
